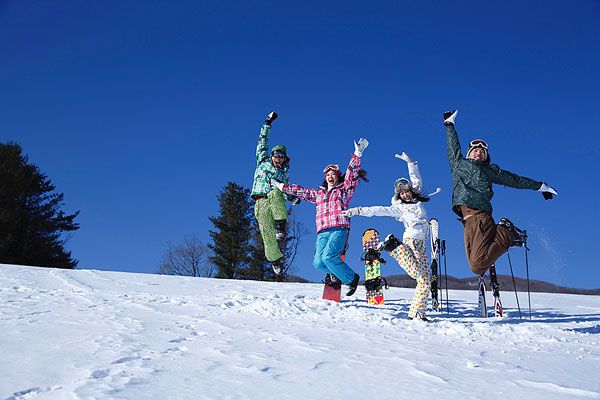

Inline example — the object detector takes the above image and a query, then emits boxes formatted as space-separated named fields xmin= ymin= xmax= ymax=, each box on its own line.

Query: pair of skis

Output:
xmin=429 ymin=219 xmax=441 ymax=311
xmin=429 ymin=218 xmax=503 ymax=318
xmin=478 ymin=265 xmax=503 ymax=318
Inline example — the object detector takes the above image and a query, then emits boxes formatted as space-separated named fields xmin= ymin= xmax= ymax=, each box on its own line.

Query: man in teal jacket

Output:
xmin=444 ymin=110 xmax=558 ymax=275
xmin=251 ymin=111 xmax=299 ymax=276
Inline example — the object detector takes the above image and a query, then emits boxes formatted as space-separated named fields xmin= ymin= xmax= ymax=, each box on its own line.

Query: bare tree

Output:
xmin=157 ymin=234 xmax=215 ymax=277
xmin=281 ymin=209 xmax=308 ymax=278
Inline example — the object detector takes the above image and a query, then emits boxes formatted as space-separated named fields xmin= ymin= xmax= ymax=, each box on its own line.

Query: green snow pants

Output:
xmin=254 ymin=189 xmax=288 ymax=262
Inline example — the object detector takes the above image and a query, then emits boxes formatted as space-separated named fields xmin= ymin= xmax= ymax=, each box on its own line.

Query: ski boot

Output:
xmin=409 ymin=312 xmax=430 ymax=322
xmin=377 ymin=234 xmax=402 ymax=252
xmin=345 ymin=273 xmax=360 ymax=297
xmin=498 ymin=218 xmax=527 ymax=247
xmin=324 ymin=273 xmax=341 ymax=289
xmin=271 ymin=257 xmax=284 ymax=276
xmin=275 ymin=220 xmax=286 ymax=241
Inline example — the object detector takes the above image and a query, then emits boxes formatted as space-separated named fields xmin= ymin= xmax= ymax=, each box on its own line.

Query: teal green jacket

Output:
xmin=250 ymin=124 xmax=296 ymax=202
xmin=446 ymin=124 xmax=542 ymax=217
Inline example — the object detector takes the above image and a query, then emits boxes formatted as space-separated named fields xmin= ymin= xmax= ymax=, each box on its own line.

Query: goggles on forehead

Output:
xmin=323 ymin=164 xmax=340 ymax=174
xmin=469 ymin=139 xmax=488 ymax=150
xmin=394 ymin=178 xmax=412 ymax=192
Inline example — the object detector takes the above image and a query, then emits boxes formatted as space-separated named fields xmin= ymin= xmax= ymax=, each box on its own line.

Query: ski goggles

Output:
xmin=394 ymin=178 xmax=412 ymax=192
xmin=271 ymin=150 xmax=286 ymax=159
xmin=469 ymin=139 xmax=488 ymax=150
xmin=323 ymin=164 xmax=340 ymax=174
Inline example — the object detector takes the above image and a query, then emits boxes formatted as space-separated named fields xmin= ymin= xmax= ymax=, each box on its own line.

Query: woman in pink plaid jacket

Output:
xmin=271 ymin=138 xmax=369 ymax=296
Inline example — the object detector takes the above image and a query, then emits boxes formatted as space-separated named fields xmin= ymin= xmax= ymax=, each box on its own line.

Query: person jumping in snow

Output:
xmin=251 ymin=111 xmax=300 ymax=276
xmin=342 ymin=152 xmax=439 ymax=321
xmin=271 ymin=138 xmax=369 ymax=297
xmin=443 ymin=109 xmax=558 ymax=276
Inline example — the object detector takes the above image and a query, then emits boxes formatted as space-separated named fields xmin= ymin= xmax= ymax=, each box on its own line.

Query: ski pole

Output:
xmin=442 ymin=239 xmax=449 ymax=314
xmin=506 ymin=251 xmax=522 ymax=320
xmin=525 ymin=242 xmax=532 ymax=320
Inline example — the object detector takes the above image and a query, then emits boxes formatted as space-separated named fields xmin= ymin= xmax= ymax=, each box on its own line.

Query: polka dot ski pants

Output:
xmin=390 ymin=238 xmax=430 ymax=318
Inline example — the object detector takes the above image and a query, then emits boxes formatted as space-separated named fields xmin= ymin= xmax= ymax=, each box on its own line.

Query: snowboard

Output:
xmin=322 ymin=253 xmax=345 ymax=302
xmin=429 ymin=219 xmax=441 ymax=312
xmin=362 ymin=228 xmax=385 ymax=305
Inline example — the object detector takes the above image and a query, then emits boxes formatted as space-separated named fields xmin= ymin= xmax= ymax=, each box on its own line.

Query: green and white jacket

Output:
xmin=250 ymin=124 xmax=296 ymax=202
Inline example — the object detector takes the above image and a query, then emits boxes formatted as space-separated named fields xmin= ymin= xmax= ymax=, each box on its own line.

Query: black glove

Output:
xmin=265 ymin=111 xmax=278 ymax=125
xmin=443 ymin=110 xmax=458 ymax=126
xmin=291 ymin=197 xmax=301 ymax=206
xmin=538 ymin=182 xmax=558 ymax=201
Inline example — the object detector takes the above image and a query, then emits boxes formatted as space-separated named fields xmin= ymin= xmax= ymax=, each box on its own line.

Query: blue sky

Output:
xmin=1 ymin=1 xmax=599 ymax=288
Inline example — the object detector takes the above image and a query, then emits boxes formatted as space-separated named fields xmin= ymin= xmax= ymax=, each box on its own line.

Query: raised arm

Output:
xmin=395 ymin=152 xmax=423 ymax=193
xmin=444 ymin=110 xmax=463 ymax=167
xmin=255 ymin=112 xmax=278 ymax=165
xmin=342 ymin=138 xmax=368 ymax=195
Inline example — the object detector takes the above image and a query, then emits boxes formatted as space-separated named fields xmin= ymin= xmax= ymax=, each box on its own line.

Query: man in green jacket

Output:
xmin=251 ymin=111 xmax=299 ymax=276
xmin=443 ymin=110 xmax=558 ymax=275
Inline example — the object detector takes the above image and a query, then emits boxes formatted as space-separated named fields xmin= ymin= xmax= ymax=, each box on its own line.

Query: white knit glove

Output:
xmin=353 ymin=138 xmax=369 ymax=157
xmin=270 ymin=179 xmax=284 ymax=191
xmin=394 ymin=152 xmax=413 ymax=163
xmin=341 ymin=207 xmax=361 ymax=217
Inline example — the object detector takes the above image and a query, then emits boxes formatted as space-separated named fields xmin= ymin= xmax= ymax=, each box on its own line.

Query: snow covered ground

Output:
xmin=1 ymin=264 xmax=599 ymax=400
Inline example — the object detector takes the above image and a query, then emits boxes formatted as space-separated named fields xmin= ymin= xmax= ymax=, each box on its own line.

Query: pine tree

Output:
xmin=208 ymin=182 xmax=254 ymax=279
xmin=0 ymin=142 xmax=80 ymax=268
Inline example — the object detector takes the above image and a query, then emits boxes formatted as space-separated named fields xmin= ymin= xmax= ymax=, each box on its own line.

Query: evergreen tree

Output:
xmin=0 ymin=142 xmax=80 ymax=268
xmin=208 ymin=182 xmax=254 ymax=279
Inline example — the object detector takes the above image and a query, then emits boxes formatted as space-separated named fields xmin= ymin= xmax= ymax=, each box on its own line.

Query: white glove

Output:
xmin=270 ymin=179 xmax=284 ymax=191
xmin=341 ymin=207 xmax=361 ymax=217
xmin=538 ymin=182 xmax=558 ymax=200
xmin=394 ymin=152 xmax=413 ymax=163
xmin=443 ymin=109 xmax=458 ymax=126
xmin=354 ymin=138 xmax=369 ymax=157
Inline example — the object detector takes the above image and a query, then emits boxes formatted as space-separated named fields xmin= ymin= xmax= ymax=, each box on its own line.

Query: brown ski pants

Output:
xmin=459 ymin=206 xmax=513 ymax=275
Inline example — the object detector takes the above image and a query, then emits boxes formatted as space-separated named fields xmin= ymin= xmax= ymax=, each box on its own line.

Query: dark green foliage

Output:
xmin=0 ymin=142 xmax=79 ymax=268
xmin=208 ymin=182 xmax=254 ymax=279
xmin=208 ymin=182 xmax=306 ymax=281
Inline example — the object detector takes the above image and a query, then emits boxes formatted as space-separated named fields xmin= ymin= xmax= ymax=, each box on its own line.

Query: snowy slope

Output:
xmin=1 ymin=264 xmax=599 ymax=400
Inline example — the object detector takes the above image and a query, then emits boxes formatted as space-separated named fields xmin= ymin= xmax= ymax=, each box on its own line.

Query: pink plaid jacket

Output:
xmin=283 ymin=154 xmax=362 ymax=233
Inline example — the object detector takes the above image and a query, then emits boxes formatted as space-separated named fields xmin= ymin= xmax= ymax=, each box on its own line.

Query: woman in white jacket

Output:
xmin=342 ymin=152 xmax=436 ymax=321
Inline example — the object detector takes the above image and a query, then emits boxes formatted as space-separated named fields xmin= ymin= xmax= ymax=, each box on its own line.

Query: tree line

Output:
xmin=1 ymin=142 xmax=305 ymax=280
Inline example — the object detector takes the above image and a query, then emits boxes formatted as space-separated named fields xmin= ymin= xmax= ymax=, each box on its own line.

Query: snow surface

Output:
xmin=1 ymin=264 xmax=599 ymax=400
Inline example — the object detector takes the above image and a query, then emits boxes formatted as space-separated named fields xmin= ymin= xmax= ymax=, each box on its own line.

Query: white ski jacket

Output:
xmin=356 ymin=161 xmax=429 ymax=240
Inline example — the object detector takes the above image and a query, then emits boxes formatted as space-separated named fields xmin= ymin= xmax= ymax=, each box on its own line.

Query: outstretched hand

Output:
xmin=270 ymin=178 xmax=284 ymax=191
xmin=443 ymin=109 xmax=458 ymax=126
xmin=265 ymin=111 xmax=278 ymax=125
xmin=538 ymin=182 xmax=558 ymax=200
xmin=341 ymin=207 xmax=361 ymax=217
xmin=394 ymin=152 xmax=412 ymax=163
xmin=354 ymin=138 xmax=369 ymax=157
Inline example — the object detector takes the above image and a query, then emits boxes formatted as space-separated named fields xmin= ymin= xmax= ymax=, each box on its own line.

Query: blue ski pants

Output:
xmin=313 ymin=227 xmax=355 ymax=284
